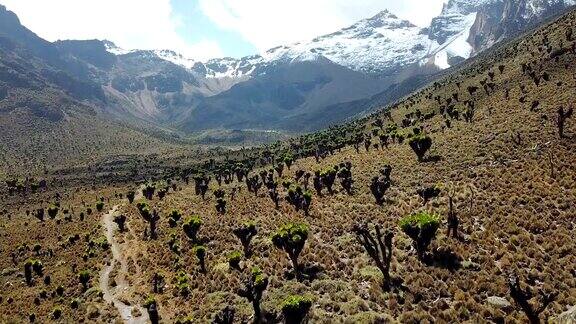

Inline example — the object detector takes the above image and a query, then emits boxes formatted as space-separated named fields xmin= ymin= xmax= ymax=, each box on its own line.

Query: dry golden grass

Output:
xmin=0 ymin=8 xmax=575 ymax=324
xmin=0 ymin=184 xmax=137 ymax=322
xmin=0 ymin=88 xmax=191 ymax=177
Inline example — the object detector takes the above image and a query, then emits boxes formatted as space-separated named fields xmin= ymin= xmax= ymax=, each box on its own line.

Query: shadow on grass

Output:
xmin=424 ymin=155 xmax=443 ymax=163
xmin=426 ymin=247 xmax=463 ymax=272
xmin=284 ymin=263 xmax=324 ymax=282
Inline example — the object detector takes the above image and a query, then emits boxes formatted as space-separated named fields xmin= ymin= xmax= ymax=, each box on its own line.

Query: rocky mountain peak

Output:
xmin=0 ymin=4 xmax=19 ymax=24
xmin=441 ymin=0 xmax=496 ymax=15
xmin=93 ymin=0 xmax=575 ymax=78
xmin=360 ymin=9 xmax=416 ymax=29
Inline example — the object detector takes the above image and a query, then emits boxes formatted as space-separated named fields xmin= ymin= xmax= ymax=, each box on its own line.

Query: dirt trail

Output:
xmin=99 ymin=190 xmax=149 ymax=323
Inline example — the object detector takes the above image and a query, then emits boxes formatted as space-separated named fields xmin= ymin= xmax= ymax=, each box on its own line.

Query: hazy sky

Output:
xmin=2 ymin=0 xmax=446 ymax=60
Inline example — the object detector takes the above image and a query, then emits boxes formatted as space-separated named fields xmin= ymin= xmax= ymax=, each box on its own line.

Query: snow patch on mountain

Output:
xmin=104 ymin=41 xmax=132 ymax=55
xmin=522 ymin=0 xmax=576 ymax=20
xmin=261 ymin=10 xmax=432 ymax=75
xmin=441 ymin=0 xmax=497 ymax=15
xmin=153 ymin=50 xmax=196 ymax=69
xmin=429 ymin=12 xmax=477 ymax=69
xmin=203 ymin=56 xmax=262 ymax=78
xmin=103 ymin=0 xmax=576 ymax=81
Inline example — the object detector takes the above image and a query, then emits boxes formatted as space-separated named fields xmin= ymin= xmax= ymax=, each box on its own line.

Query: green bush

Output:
xmin=271 ymin=223 xmax=309 ymax=280
xmin=143 ymin=294 xmax=156 ymax=308
xmin=281 ymin=295 xmax=313 ymax=324
xmin=227 ymin=251 xmax=242 ymax=269
xmin=91 ymin=236 xmax=109 ymax=250
xmin=95 ymin=201 xmax=104 ymax=212
xmin=183 ymin=216 xmax=202 ymax=242
xmin=52 ymin=307 xmax=62 ymax=319
xmin=175 ymin=316 xmax=194 ymax=324
xmin=237 ymin=267 xmax=269 ymax=321
xmin=399 ymin=212 xmax=440 ymax=260
xmin=194 ymin=245 xmax=207 ymax=273
xmin=127 ymin=191 xmax=136 ymax=203
xmin=47 ymin=205 xmax=59 ymax=219
xmin=31 ymin=259 xmax=43 ymax=275
xmin=175 ymin=271 xmax=190 ymax=296
xmin=194 ymin=245 xmax=206 ymax=257
xmin=283 ymin=153 xmax=294 ymax=169
xmin=408 ymin=129 xmax=432 ymax=162
xmin=78 ymin=270 xmax=91 ymax=291
xmin=136 ymin=201 xmax=148 ymax=211
xmin=233 ymin=222 xmax=257 ymax=257
xmin=136 ymin=201 xmax=152 ymax=220
xmin=24 ymin=259 xmax=33 ymax=285
xmin=168 ymin=210 xmax=182 ymax=227
xmin=251 ymin=267 xmax=268 ymax=288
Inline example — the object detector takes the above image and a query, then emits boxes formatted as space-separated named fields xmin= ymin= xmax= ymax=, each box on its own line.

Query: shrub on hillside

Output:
xmin=408 ymin=128 xmax=432 ymax=162
xmin=271 ymin=223 xmax=309 ymax=281
xmin=233 ymin=222 xmax=257 ymax=258
xmin=183 ymin=216 xmax=202 ymax=243
xmin=281 ymin=295 xmax=313 ymax=324
xmin=399 ymin=212 xmax=440 ymax=261
xmin=237 ymin=267 xmax=269 ymax=322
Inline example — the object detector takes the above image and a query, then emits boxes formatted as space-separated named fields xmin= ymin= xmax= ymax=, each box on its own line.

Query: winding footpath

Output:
xmin=99 ymin=192 xmax=149 ymax=323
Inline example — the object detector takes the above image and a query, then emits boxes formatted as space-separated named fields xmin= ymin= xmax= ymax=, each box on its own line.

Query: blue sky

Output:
xmin=171 ymin=0 xmax=257 ymax=58
xmin=1 ymin=0 xmax=446 ymax=60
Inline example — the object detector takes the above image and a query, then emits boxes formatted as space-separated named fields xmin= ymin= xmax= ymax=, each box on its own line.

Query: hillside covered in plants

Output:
xmin=1 ymin=7 xmax=575 ymax=324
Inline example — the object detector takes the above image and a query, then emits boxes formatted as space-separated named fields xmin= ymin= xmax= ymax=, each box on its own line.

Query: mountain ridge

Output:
xmin=0 ymin=0 xmax=575 ymax=158
xmin=99 ymin=0 xmax=574 ymax=78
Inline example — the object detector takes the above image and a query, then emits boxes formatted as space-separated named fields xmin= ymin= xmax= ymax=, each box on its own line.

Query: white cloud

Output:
xmin=198 ymin=0 xmax=446 ymax=52
xmin=1 ymin=0 xmax=446 ymax=60
xmin=1 ymin=0 xmax=223 ymax=60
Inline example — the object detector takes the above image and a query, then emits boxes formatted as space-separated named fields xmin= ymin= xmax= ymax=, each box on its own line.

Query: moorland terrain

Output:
xmin=0 ymin=5 xmax=576 ymax=324
xmin=2 ymin=0 xmax=576 ymax=177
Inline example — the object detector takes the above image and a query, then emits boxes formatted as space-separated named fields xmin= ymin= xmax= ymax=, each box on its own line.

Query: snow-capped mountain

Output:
xmin=260 ymin=10 xmax=431 ymax=75
xmin=158 ymin=10 xmax=439 ymax=78
xmin=107 ymin=0 xmax=573 ymax=81
xmin=521 ymin=0 xmax=576 ymax=19
xmin=103 ymin=10 xmax=442 ymax=78
xmin=1 ymin=0 xmax=573 ymax=138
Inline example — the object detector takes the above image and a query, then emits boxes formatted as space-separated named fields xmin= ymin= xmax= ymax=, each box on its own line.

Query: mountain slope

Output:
xmin=177 ymin=56 xmax=391 ymax=132
xmin=2 ymin=7 xmax=575 ymax=323
xmin=97 ymin=0 xmax=575 ymax=135
xmin=181 ymin=8 xmax=575 ymax=320
xmin=0 ymin=5 xmax=188 ymax=175
xmin=189 ymin=0 xmax=575 ymax=77
xmin=0 ymin=0 xmax=575 ymax=167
